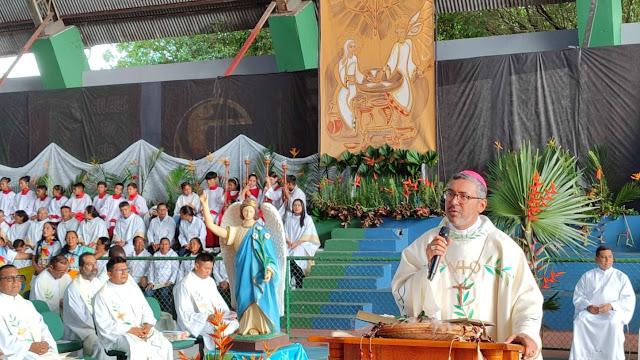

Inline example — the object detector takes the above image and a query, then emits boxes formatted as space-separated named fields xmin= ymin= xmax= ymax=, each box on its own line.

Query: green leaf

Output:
xmin=320 ymin=154 xmax=337 ymax=167
xmin=453 ymin=304 xmax=463 ymax=311
xmin=453 ymin=311 xmax=466 ymax=317
xmin=406 ymin=150 xmax=422 ymax=165
xmin=468 ymin=308 xmax=474 ymax=319
xmin=484 ymin=265 xmax=495 ymax=275
xmin=463 ymin=291 xmax=470 ymax=303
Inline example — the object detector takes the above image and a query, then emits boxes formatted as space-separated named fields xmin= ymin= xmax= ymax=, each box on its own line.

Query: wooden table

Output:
xmin=308 ymin=336 xmax=524 ymax=360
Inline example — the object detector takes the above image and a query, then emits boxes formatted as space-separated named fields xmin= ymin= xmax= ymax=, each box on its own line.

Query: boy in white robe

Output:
xmin=569 ymin=246 xmax=635 ymax=360
xmin=93 ymin=256 xmax=172 ymax=359
xmin=126 ymin=183 xmax=149 ymax=218
xmin=93 ymin=181 xmax=110 ymax=214
xmin=56 ymin=206 xmax=79 ymax=246
xmin=65 ymin=183 xmax=92 ymax=222
xmin=0 ymin=264 xmax=58 ymax=359
xmin=174 ymin=252 xmax=239 ymax=350
xmin=30 ymin=255 xmax=72 ymax=315
xmin=0 ymin=177 xmax=16 ymax=218
xmin=47 ymin=185 xmax=68 ymax=223
xmin=14 ymin=176 xmax=36 ymax=217
xmin=7 ymin=210 xmax=31 ymax=246
xmin=146 ymin=203 xmax=176 ymax=253
xmin=174 ymin=182 xmax=201 ymax=220
xmin=33 ymin=186 xmax=51 ymax=220
xmin=113 ymin=202 xmax=146 ymax=255
xmin=203 ymin=172 xmax=224 ymax=223
xmin=391 ymin=171 xmax=543 ymax=359
xmin=77 ymin=206 xmax=109 ymax=247
xmin=62 ymin=253 xmax=109 ymax=359
xmin=101 ymin=183 xmax=125 ymax=230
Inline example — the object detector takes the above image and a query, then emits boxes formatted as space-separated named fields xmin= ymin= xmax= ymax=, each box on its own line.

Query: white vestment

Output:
xmin=93 ymin=280 xmax=172 ymax=360
xmin=26 ymin=220 xmax=48 ymax=247
xmin=204 ymin=186 xmax=225 ymax=222
xmin=177 ymin=217 xmax=207 ymax=248
xmin=56 ymin=218 xmax=80 ymax=246
xmin=113 ymin=214 xmax=146 ymax=254
xmin=30 ymin=270 xmax=72 ymax=315
xmin=0 ymin=190 xmax=16 ymax=216
xmin=174 ymin=193 xmax=201 ymax=217
xmin=147 ymin=216 xmax=176 ymax=246
xmin=569 ymin=267 xmax=635 ymax=360
xmin=14 ymin=190 xmax=36 ymax=217
xmin=93 ymin=193 xmax=110 ymax=214
xmin=65 ymin=194 xmax=93 ymax=218
xmin=174 ymin=271 xmax=239 ymax=350
xmin=0 ymin=220 xmax=10 ymax=241
xmin=47 ymin=196 xmax=68 ymax=223
xmin=213 ymin=259 xmax=229 ymax=285
xmin=102 ymin=195 xmax=125 ymax=226
xmin=284 ymin=213 xmax=320 ymax=275
xmin=62 ymin=276 xmax=111 ymax=359
xmin=129 ymin=249 xmax=151 ymax=284
xmin=279 ymin=186 xmax=307 ymax=218
xmin=391 ymin=216 xmax=544 ymax=358
xmin=337 ymin=53 xmax=364 ymax=128
xmin=178 ymin=253 xmax=197 ymax=280
xmin=77 ymin=217 xmax=109 ymax=246
xmin=34 ymin=197 xmax=51 ymax=215
xmin=7 ymin=221 xmax=32 ymax=245
xmin=149 ymin=250 xmax=179 ymax=286
xmin=0 ymin=293 xmax=59 ymax=360
xmin=127 ymin=194 xmax=149 ymax=218
xmin=263 ymin=186 xmax=283 ymax=210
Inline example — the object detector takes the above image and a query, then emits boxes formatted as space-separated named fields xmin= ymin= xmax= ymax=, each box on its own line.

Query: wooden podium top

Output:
xmin=308 ymin=336 xmax=524 ymax=360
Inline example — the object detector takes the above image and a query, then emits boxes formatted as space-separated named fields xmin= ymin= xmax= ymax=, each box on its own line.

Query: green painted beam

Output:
xmin=268 ymin=1 xmax=318 ymax=72
xmin=577 ymin=0 xmax=622 ymax=47
xmin=32 ymin=26 xmax=88 ymax=89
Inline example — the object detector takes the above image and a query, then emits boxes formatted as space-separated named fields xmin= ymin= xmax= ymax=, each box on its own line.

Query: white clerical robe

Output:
xmin=113 ymin=214 xmax=146 ymax=254
xmin=77 ymin=217 xmax=109 ymax=246
xmin=204 ymin=186 xmax=225 ymax=222
xmin=47 ymin=196 xmax=68 ymax=223
xmin=174 ymin=271 xmax=239 ymax=350
xmin=0 ymin=293 xmax=59 ymax=360
xmin=14 ymin=190 xmax=36 ymax=217
xmin=284 ymin=213 xmax=320 ymax=275
xmin=102 ymin=195 xmax=125 ymax=225
xmin=93 ymin=280 xmax=172 ymax=360
xmin=30 ymin=270 xmax=72 ymax=315
xmin=177 ymin=217 xmax=207 ymax=247
xmin=391 ymin=216 xmax=544 ymax=358
xmin=65 ymin=194 xmax=92 ymax=218
xmin=26 ymin=220 xmax=48 ymax=247
xmin=174 ymin=193 xmax=201 ymax=217
xmin=127 ymin=194 xmax=149 ymax=218
xmin=264 ymin=185 xmax=283 ymax=210
xmin=149 ymin=250 xmax=179 ymax=286
xmin=213 ymin=259 xmax=228 ymax=285
xmin=178 ymin=253 xmax=197 ymax=280
xmin=34 ymin=197 xmax=51 ymax=214
xmin=63 ymin=276 xmax=110 ymax=359
xmin=7 ymin=221 xmax=31 ymax=245
xmin=147 ymin=216 xmax=176 ymax=246
xmin=56 ymin=218 xmax=79 ymax=246
xmin=0 ymin=190 xmax=16 ymax=216
xmin=279 ymin=186 xmax=307 ymax=217
xmin=569 ymin=267 xmax=635 ymax=360
xmin=93 ymin=193 xmax=110 ymax=214
xmin=0 ymin=220 xmax=10 ymax=240
xmin=129 ymin=249 xmax=151 ymax=284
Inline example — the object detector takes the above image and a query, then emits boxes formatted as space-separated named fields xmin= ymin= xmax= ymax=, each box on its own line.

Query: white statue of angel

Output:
xmin=199 ymin=192 xmax=287 ymax=336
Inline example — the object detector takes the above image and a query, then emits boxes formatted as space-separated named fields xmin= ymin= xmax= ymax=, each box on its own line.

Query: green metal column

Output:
xmin=577 ymin=0 xmax=622 ymax=47
xmin=268 ymin=1 xmax=318 ymax=72
xmin=32 ymin=26 xmax=88 ymax=89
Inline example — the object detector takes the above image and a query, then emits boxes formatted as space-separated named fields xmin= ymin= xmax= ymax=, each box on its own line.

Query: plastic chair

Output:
xmin=30 ymin=299 xmax=50 ymax=314
xmin=144 ymin=297 xmax=196 ymax=351
xmin=40 ymin=311 xmax=83 ymax=354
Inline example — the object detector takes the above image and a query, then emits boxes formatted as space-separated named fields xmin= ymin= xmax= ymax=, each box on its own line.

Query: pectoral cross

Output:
xmin=451 ymin=282 xmax=471 ymax=304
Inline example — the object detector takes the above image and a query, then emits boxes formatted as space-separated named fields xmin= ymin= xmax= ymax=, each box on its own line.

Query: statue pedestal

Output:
xmin=231 ymin=332 xmax=291 ymax=352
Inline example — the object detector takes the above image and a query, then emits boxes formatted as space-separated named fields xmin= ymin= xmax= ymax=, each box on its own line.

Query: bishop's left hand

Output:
xmin=505 ymin=333 xmax=538 ymax=359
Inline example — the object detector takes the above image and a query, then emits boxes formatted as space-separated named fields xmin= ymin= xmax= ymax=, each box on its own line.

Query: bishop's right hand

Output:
xmin=426 ymin=235 xmax=451 ymax=262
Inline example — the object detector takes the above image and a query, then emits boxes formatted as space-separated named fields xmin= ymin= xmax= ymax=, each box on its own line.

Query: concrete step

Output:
xmin=316 ymin=250 xmax=401 ymax=258
xmin=303 ymin=275 xmax=387 ymax=290
xmin=309 ymin=263 xmax=392 ymax=278
xmin=291 ymin=288 xmax=399 ymax=316
xmin=290 ymin=301 xmax=372 ymax=315
xmin=324 ymin=238 xmax=408 ymax=252
xmin=289 ymin=313 xmax=370 ymax=330
xmin=331 ymin=228 xmax=406 ymax=241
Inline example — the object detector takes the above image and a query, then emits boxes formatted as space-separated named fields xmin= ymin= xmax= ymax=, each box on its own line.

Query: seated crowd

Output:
xmin=0 ymin=171 xmax=319 ymax=359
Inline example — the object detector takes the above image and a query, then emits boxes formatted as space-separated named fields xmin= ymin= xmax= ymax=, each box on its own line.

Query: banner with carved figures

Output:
xmin=319 ymin=0 xmax=436 ymax=156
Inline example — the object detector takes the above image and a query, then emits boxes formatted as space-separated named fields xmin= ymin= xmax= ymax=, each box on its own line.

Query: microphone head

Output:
xmin=439 ymin=226 xmax=450 ymax=238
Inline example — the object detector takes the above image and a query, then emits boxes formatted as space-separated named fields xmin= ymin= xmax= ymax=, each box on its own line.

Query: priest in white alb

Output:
xmin=174 ymin=252 xmax=239 ymax=350
xmin=62 ymin=253 xmax=109 ymax=359
xmin=94 ymin=256 xmax=172 ymax=359
xmin=569 ymin=246 xmax=635 ymax=360
xmin=391 ymin=171 xmax=543 ymax=360
xmin=113 ymin=202 xmax=146 ymax=255
xmin=30 ymin=254 xmax=72 ymax=315
xmin=0 ymin=264 xmax=59 ymax=359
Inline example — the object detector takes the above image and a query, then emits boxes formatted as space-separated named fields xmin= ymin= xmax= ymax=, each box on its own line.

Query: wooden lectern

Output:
xmin=308 ymin=336 xmax=524 ymax=360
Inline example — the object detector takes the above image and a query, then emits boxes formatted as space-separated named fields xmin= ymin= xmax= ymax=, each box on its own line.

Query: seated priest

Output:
xmin=391 ymin=170 xmax=543 ymax=360
xmin=113 ymin=202 xmax=146 ymax=255
xmin=30 ymin=254 xmax=72 ymax=315
xmin=569 ymin=246 xmax=635 ymax=360
xmin=174 ymin=252 xmax=239 ymax=351
xmin=0 ymin=264 xmax=58 ymax=359
xmin=93 ymin=256 xmax=172 ymax=359
xmin=62 ymin=253 xmax=108 ymax=359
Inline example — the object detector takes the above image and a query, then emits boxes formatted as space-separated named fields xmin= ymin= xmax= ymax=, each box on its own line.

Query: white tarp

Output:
xmin=0 ymin=135 xmax=319 ymax=205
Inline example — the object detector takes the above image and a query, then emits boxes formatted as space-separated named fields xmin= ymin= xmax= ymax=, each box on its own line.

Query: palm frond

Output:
xmin=613 ymin=182 xmax=640 ymax=207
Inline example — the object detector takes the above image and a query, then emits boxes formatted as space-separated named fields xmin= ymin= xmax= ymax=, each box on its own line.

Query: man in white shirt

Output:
xmin=93 ymin=256 xmax=172 ymax=359
xmin=129 ymin=236 xmax=151 ymax=289
xmin=62 ymin=253 xmax=108 ymax=359
xmin=147 ymin=203 xmax=176 ymax=253
xmin=145 ymin=238 xmax=178 ymax=316
xmin=569 ymin=246 xmax=636 ymax=360
xmin=177 ymin=206 xmax=207 ymax=255
xmin=174 ymin=252 xmax=239 ymax=350
xmin=57 ymin=206 xmax=79 ymax=246
xmin=113 ymin=202 xmax=146 ymax=255
xmin=30 ymin=255 xmax=72 ymax=315
xmin=0 ymin=264 xmax=58 ymax=359
xmin=65 ymin=183 xmax=92 ymax=222
xmin=93 ymin=181 xmax=110 ymax=215
xmin=126 ymin=183 xmax=148 ymax=218
xmin=280 ymin=175 xmax=307 ymax=217
xmin=32 ymin=185 xmax=51 ymax=221
xmin=0 ymin=177 xmax=16 ymax=218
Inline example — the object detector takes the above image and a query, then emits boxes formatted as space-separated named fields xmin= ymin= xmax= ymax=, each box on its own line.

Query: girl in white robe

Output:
xmin=284 ymin=199 xmax=320 ymax=288
xmin=7 ymin=210 xmax=31 ymax=246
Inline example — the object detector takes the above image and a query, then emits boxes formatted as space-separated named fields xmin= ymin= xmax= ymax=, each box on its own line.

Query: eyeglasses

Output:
xmin=0 ymin=275 xmax=26 ymax=283
xmin=109 ymin=268 xmax=129 ymax=274
xmin=444 ymin=189 xmax=485 ymax=204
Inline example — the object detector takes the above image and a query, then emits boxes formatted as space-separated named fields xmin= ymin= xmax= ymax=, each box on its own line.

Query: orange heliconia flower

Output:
xmin=527 ymin=171 xmax=557 ymax=222
xmin=595 ymin=167 xmax=603 ymax=181
xmin=631 ymin=172 xmax=640 ymax=181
